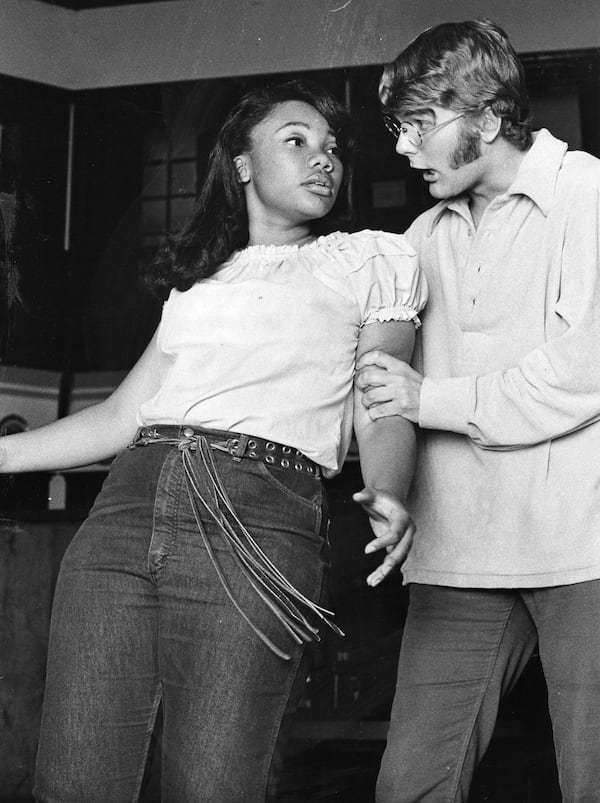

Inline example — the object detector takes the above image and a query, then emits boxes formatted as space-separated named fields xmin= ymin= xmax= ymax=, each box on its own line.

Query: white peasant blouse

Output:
xmin=138 ymin=229 xmax=427 ymax=476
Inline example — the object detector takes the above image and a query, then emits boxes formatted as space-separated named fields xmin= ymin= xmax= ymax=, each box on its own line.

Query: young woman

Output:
xmin=0 ymin=80 xmax=426 ymax=802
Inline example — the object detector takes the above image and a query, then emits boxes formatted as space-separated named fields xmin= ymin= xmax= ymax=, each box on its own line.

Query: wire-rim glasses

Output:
xmin=383 ymin=112 xmax=465 ymax=148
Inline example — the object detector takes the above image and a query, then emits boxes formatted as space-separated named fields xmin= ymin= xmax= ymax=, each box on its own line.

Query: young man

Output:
xmin=357 ymin=19 xmax=600 ymax=803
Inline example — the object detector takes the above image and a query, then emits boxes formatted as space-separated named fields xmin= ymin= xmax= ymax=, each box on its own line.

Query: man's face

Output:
xmin=389 ymin=106 xmax=485 ymax=200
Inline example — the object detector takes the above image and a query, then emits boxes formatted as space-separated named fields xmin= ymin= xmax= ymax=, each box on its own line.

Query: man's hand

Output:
xmin=353 ymin=487 xmax=416 ymax=587
xmin=356 ymin=350 xmax=423 ymax=423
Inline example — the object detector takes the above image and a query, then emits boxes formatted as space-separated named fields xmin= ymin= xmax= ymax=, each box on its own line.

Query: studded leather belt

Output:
xmin=131 ymin=425 xmax=321 ymax=478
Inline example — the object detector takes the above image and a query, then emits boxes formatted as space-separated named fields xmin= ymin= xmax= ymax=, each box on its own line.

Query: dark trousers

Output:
xmin=377 ymin=581 xmax=600 ymax=803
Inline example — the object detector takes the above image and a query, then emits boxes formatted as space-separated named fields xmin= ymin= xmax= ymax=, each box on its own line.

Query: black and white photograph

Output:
xmin=0 ymin=1 xmax=599 ymax=800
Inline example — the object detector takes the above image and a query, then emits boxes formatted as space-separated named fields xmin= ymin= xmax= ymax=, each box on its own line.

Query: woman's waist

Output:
xmin=137 ymin=403 xmax=350 ymax=474
xmin=130 ymin=424 xmax=322 ymax=477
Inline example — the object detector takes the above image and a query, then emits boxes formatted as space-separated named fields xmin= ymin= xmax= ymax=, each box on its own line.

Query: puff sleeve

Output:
xmin=339 ymin=230 xmax=427 ymax=327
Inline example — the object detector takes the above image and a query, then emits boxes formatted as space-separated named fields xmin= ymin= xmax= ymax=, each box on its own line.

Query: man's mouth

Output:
xmin=411 ymin=165 xmax=436 ymax=182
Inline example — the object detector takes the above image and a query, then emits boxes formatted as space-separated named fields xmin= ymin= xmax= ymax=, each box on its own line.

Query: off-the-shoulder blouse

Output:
xmin=138 ymin=229 xmax=427 ymax=476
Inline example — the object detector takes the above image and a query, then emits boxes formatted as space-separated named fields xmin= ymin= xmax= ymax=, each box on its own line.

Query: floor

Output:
xmin=275 ymin=725 xmax=561 ymax=802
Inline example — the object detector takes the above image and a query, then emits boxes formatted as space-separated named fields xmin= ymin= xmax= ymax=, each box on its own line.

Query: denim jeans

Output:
xmin=33 ymin=440 xmax=329 ymax=803
xmin=377 ymin=582 xmax=600 ymax=803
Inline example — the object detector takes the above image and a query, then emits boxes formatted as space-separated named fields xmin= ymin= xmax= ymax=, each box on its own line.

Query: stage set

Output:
xmin=0 ymin=1 xmax=598 ymax=800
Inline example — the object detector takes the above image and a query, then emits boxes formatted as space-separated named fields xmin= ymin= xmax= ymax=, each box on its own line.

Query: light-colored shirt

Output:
xmin=404 ymin=129 xmax=600 ymax=588
xmin=138 ymin=229 xmax=426 ymax=477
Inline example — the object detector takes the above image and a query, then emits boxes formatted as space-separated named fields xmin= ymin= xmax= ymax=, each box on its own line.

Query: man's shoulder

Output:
xmin=561 ymin=149 xmax=600 ymax=182
xmin=552 ymin=149 xmax=600 ymax=208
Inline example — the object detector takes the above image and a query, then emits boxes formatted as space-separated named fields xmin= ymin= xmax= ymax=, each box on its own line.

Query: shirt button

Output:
xmin=472 ymin=298 xmax=476 ymax=306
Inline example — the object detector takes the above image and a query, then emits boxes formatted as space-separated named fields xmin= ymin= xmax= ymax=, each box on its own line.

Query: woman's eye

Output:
xmin=327 ymin=145 xmax=340 ymax=157
xmin=286 ymin=136 xmax=304 ymax=146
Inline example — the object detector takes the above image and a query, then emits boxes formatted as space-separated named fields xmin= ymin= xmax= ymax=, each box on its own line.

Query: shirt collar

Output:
xmin=427 ymin=197 xmax=468 ymax=235
xmin=426 ymin=129 xmax=569 ymax=235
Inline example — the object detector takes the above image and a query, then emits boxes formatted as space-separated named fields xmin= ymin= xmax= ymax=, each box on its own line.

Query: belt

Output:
xmin=131 ymin=425 xmax=321 ymax=478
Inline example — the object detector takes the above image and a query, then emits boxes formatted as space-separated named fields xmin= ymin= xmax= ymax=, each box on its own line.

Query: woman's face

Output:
xmin=236 ymin=100 xmax=344 ymax=235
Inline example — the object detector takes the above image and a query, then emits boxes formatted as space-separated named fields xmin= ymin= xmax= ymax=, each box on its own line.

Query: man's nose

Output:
xmin=395 ymin=134 xmax=417 ymax=157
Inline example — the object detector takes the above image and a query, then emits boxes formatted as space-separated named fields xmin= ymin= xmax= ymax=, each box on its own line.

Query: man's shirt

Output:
xmin=405 ymin=129 xmax=600 ymax=587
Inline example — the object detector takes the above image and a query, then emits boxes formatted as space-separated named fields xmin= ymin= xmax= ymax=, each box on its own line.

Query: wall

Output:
xmin=0 ymin=2 xmax=75 ymax=88
xmin=0 ymin=0 xmax=598 ymax=90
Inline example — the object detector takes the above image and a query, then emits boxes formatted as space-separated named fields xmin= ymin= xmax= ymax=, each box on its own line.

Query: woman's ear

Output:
xmin=234 ymin=156 xmax=250 ymax=183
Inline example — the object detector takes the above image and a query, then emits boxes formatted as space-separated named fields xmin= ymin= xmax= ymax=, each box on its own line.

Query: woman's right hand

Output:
xmin=352 ymin=487 xmax=416 ymax=587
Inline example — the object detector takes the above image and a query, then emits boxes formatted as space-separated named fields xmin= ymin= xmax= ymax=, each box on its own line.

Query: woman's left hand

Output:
xmin=353 ymin=487 xmax=416 ymax=587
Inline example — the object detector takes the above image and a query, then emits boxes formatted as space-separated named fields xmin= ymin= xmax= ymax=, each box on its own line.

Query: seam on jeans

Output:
xmin=149 ymin=450 xmax=183 ymax=581
xmin=264 ymin=646 xmax=306 ymax=801
xmin=264 ymin=565 xmax=328 ymax=802
xmin=132 ymin=685 xmax=162 ymax=803
xmin=447 ymin=596 xmax=519 ymax=803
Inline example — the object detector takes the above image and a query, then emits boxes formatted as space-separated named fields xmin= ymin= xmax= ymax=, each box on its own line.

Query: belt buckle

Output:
xmin=132 ymin=426 xmax=160 ymax=447
xmin=228 ymin=434 xmax=249 ymax=461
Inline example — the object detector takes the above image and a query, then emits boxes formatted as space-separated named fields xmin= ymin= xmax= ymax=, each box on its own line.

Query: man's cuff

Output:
xmin=418 ymin=376 xmax=473 ymax=434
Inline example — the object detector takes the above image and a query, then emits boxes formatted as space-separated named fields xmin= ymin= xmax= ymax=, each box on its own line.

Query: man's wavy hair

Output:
xmin=379 ymin=19 xmax=532 ymax=150
xmin=146 ymin=79 xmax=356 ymax=299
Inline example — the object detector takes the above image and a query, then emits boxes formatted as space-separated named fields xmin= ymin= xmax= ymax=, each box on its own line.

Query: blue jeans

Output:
xmin=377 ymin=582 xmax=600 ymax=803
xmin=33 ymin=440 xmax=329 ymax=803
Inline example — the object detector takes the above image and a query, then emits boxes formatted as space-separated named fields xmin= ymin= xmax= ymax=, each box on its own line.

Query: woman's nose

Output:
xmin=308 ymin=150 xmax=333 ymax=172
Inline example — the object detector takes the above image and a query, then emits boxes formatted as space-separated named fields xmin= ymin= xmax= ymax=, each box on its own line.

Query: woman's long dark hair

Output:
xmin=146 ymin=79 xmax=356 ymax=299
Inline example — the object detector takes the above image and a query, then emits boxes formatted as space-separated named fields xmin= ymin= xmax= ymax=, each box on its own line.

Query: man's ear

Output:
xmin=478 ymin=107 xmax=503 ymax=144
xmin=234 ymin=156 xmax=250 ymax=183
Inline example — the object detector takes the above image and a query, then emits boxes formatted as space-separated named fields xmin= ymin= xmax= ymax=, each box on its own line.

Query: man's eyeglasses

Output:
xmin=383 ymin=113 xmax=465 ymax=149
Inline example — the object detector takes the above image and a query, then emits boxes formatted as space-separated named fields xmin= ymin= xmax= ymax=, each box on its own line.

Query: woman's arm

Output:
xmin=0 ymin=329 xmax=161 ymax=473
xmin=353 ymin=320 xmax=417 ymax=586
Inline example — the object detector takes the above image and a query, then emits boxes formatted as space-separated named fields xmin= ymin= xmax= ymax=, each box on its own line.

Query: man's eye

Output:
xmin=286 ymin=136 xmax=304 ymax=146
